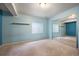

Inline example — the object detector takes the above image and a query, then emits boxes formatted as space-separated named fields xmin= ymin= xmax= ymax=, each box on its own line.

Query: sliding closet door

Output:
xmin=65 ymin=22 xmax=76 ymax=36
xmin=0 ymin=10 xmax=2 ymax=45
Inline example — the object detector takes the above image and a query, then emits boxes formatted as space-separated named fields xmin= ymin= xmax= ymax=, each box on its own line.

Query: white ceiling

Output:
xmin=0 ymin=3 xmax=9 ymax=11
xmin=0 ymin=3 xmax=17 ymax=16
xmin=15 ymin=3 xmax=79 ymax=18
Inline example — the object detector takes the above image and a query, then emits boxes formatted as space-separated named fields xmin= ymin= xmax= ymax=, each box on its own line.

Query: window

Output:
xmin=32 ymin=23 xmax=43 ymax=33
xmin=53 ymin=24 xmax=59 ymax=32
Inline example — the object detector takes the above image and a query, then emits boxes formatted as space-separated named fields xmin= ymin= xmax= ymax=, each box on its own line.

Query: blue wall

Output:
xmin=48 ymin=20 xmax=53 ymax=39
xmin=0 ymin=10 xmax=2 ymax=45
xmin=2 ymin=15 xmax=49 ymax=44
xmin=49 ymin=6 xmax=79 ymax=48
xmin=47 ymin=6 xmax=79 ymax=39
xmin=0 ymin=10 xmax=12 ymax=45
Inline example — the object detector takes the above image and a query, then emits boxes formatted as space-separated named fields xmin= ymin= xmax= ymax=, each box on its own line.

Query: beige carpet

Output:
xmin=54 ymin=37 xmax=76 ymax=48
xmin=0 ymin=37 xmax=79 ymax=56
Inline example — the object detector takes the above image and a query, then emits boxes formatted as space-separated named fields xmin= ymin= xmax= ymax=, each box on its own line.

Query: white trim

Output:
xmin=63 ymin=19 xmax=77 ymax=23
xmin=0 ymin=40 xmax=31 ymax=47
xmin=4 ymin=3 xmax=17 ymax=16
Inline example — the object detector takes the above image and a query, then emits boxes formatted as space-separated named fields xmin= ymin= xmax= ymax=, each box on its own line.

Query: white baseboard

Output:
xmin=0 ymin=40 xmax=31 ymax=47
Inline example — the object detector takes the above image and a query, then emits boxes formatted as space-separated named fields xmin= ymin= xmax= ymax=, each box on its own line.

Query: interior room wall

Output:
xmin=2 ymin=15 xmax=49 ymax=44
xmin=49 ymin=6 xmax=79 ymax=48
xmin=0 ymin=9 xmax=12 ymax=45
xmin=48 ymin=20 xmax=53 ymax=39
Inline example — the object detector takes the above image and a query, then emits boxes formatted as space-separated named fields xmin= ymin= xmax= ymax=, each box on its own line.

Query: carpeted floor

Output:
xmin=0 ymin=37 xmax=79 ymax=56
xmin=54 ymin=37 xmax=76 ymax=48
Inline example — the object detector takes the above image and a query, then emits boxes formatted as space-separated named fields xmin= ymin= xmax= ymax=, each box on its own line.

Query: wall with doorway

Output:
xmin=49 ymin=6 xmax=79 ymax=38
xmin=49 ymin=6 xmax=79 ymax=48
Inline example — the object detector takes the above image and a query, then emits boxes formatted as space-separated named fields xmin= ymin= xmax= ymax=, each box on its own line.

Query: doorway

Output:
xmin=52 ymin=19 xmax=77 ymax=48
xmin=65 ymin=21 xmax=76 ymax=36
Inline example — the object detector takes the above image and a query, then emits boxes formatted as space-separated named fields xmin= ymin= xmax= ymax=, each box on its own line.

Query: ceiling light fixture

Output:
xmin=39 ymin=3 xmax=49 ymax=8
xmin=68 ymin=14 xmax=76 ymax=19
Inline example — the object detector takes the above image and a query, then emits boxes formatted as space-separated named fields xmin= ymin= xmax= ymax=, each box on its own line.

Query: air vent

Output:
xmin=11 ymin=23 xmax=30 ymax=25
